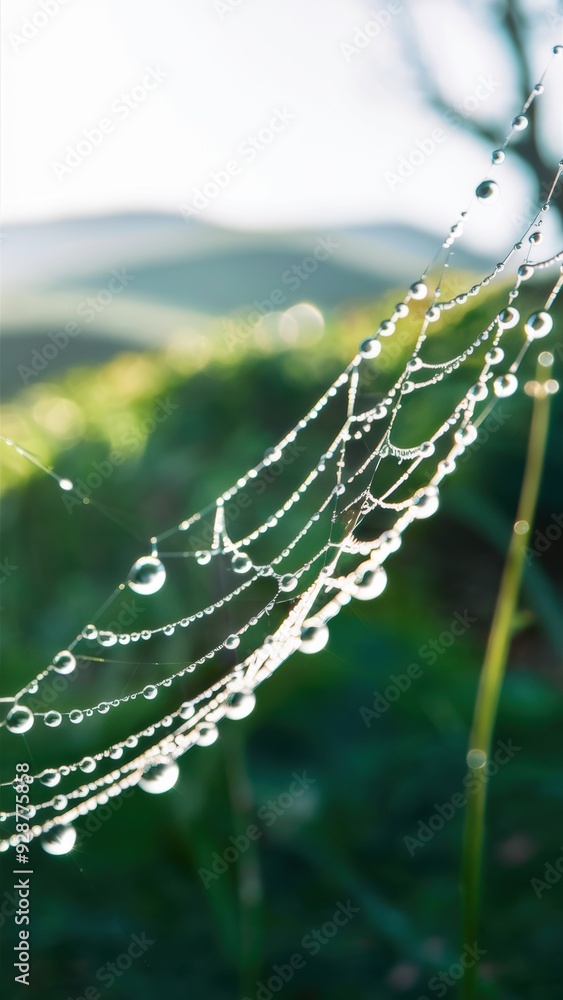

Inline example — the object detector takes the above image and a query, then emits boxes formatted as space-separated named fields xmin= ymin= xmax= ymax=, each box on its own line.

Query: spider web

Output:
xmin=1 ymin=48 xmax=562 ymax=857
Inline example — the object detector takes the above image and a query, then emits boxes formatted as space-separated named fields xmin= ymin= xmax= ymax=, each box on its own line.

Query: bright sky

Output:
xmin=1 ymin=0 xmax=561 ymax=241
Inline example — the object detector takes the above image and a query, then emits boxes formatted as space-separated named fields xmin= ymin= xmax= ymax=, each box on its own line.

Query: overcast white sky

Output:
xmin=1 ymin=0 xmax=561 ymax=243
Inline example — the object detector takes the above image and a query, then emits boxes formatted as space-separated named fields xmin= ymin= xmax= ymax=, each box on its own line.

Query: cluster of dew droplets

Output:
xmin=0 ymin=47 xmax=562 ymax=857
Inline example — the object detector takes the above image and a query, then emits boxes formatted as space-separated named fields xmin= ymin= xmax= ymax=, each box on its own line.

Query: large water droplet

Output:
xmin=196 ymin=723 xmax=219 ymax=747
xmin=69 ymin=710 xmax=84 ymax=724
xmin=299 ymin=622 xmax=329 ymax=654
xmin=359 ymin=337 xmax=381 ymax=359
xmin=354 ymin=564 xmax=387 ymax=601
xmin=127 ymin=556 xmax=166 ymax=595
xmin=491 ymin=149 xmax=505 ymax=165
xmin=511 ymin=114 xmax=528 ymax=131
xmin=498 ymin=307 xmax=519 ymax=329
xmin=40 ymin=770 xmax=61 ymax=787
xmin=524 ymin=311 xmax=553 ymax=340
xmin=52 ymin=650 xmax=76 ymax=675
xmin=493 ymin=374 xmax=518 ymax=397
xmin=143 ymin=685 xmax=158 ymax=700
xmin=411 ymin=487 xmax=440 ymax=519
xmin=232 ymin=553 xmax=252 ymax=574
xmin=409 ymin=281 xmax=427 ymax=300
xmin=6 ymin=706 xmax=34 ymax=734
xmin=41 ymin=824 xmax=76 ymax=855
xmin=476 ymin=180 xmax=499 ymax=202
xmin=467 ymin=748 xmax=487 ymax=769
xmin=224 ymin=634 xmax=241 ymax=650
xmin=44 ymin=711 xmax=63 ymax=728
xmin=139 ymin=759 xmax=179 ymax=794
xmin=225 ymin=691 xmax=256 ymax=720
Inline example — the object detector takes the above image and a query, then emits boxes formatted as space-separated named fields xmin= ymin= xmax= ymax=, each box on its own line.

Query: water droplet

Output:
xmin=411 ymin=487 xmax=440 ymax=519
xmin=179 ymin=702 xmax=195 ymax=720
xmin=419 ymin=441 xmax=435 ymax=458
xmin=97 ymin=702 xmax=110 ymax=714
xmin=232 ymin=553 xmax=252 ymax=574
xmin=52 ymin=650 xmax=76 ymax=675
xmin=139 ymin=759 xmax=179 ymax=794
xmin=425 ymin=306 xmax=440 ymax=323
xmin=498 ymin=307 xmax=519 ymax=329
xmin=409 ymin=281 xmax=427 ymax=300
xmin=98 ymin=631 xmax=117 ymax=647
xmin=224 ymin=634 xmax=241 ymax=651
xmin=354 ymin=564 xmax=387 ymax=601
xmin=163 ymin=624 xmax=175 ymax=636
xmin=529 ymin=231 xmax=543 ymax=245
xmin=6 ymin=706 xmax=34 ymax=734
xmin=491 ymin=149 xmax=505 ymax=164
xmin=379 ymin=320 xmax=395 ymax=337
xmin=196 ymin=723 xmax=219 ymax=747
xmin=299 ymin=622 xmax=329 ymax=654
xmin=69 ymin=710 xmax=84 ymax=724
xmin=518 ymin=264 xmax=534 ymax=280
xmin=53 ymin=794 xmax=68 ymax=811
xmin=40 ymin=770 xmax=61 ymax=787
xmin=455 ymin=424 xmax=478 ymax=446
xmin=125 ymin=735 xmax=138 ymax=748
xmin=44 ymin=711 xmax=62 ymax=728
xmin=127 ymin=555 xmax=166 ymax=595
xmin=359 ymin=337 xmax=381 ymax=359
xmin=79 ymin=757 xmax=96 ymax=773
xmin=511 ymin=114 xmax=528 ymax=131
xmin=524 ymin=311 xmax=553 ymax=340
xmin=195 ymin=550 xmax=212 ymax=565
xmin=143 ymin=685 xmax=158 ymax=701
xmin=468 ymin=383 xmax=488 ymax=401
xmin=476 ymin=180 xmax=499 ymax=202
xmin=485 ymin=347 xmax=504 ymax=365
xmin=533 ymin=83 xmax=544 ymax=94
xmin=394 ymin=303 xmax=409 ymax=319
xmin=82 ymin=625 xmax=98 ymax=640
xmin=553 ymin=44 xmax=562 ymax=55
xmin=493 ymin=374 xmax=518 ymax=397
xmin=467 ymin=748 xmax=487 ymax=769
xmin=225 ymin=690 xmax=256 ymax=720
xmin=41 ymin=824 xmax=76 ymax=855
xmin=406 ymin=357 xmax=423 ymax=372
xmin=109 ymin=746 xmax=124 ymax=759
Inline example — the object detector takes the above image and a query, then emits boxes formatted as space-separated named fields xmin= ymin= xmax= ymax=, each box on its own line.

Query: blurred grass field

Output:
xmin=1 ymin=287 xmax=562 ymax=1000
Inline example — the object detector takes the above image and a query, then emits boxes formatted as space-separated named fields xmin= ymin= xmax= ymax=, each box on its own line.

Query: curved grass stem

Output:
xmin=460 ymin=362 xmax=554 ymax=1000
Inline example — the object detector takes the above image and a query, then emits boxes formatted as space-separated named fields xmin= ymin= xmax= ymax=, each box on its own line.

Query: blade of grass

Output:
xmin=461 ymin=360 xmax=555 ymax=999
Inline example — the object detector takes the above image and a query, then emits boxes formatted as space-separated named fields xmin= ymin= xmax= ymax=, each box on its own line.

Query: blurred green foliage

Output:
xmin=0 ymin=288 xmax=562 ymax=1000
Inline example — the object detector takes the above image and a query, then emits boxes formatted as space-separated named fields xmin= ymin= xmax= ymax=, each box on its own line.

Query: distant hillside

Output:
xmin=1 ymin=212 xmax=489 ymax=395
